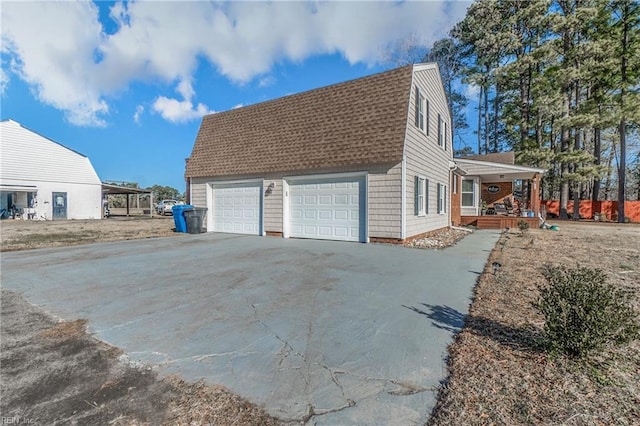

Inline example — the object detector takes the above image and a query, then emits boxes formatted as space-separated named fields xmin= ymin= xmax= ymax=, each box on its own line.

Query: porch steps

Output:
xmin=461 ymin=216 xmax=539 ymax=230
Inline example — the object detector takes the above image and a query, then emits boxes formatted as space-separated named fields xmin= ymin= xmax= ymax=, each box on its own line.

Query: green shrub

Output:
xmin=517 ymin=219 xmax=530 ymax=234
xmin=535 ymin=265 xmax=640 ymax=358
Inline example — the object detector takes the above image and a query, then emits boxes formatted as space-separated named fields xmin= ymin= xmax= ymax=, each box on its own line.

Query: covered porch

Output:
xmin=0 ymin=184 xmax=39 ymax=220
xmin=453 ymin=155 xmax=545 ymax=229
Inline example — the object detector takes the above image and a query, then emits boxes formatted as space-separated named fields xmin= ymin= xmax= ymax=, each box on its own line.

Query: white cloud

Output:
xmin=1 ymin=1 xmax=468 ymax=127
xmin=0 ymin=66 xmax=8 ymax=96
xmin=258 ymin=76 xmax=276 ymax=88
xmin=464 ymin=83 xmax=481 ymax=100
xmin=1 ymin=1 xmax=108 ymax=126
xmin=232 ymin=103 xmax=244 ymax=110
xmin=152 ymin=78 xmax=212 ymax=123
xmin=133 ymin=105 xmax=144 ymax=124
xmin=152 ymin=97 xmax=212 ymax=123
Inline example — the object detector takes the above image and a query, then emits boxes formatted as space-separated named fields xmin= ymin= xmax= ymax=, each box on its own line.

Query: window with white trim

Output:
xmin=452 ymin=174 xmax=458 ymax=194
xmin=461 ymin=179 xmax=474 ymax=207
xmin=438 ymin=114 xmax=447 ymax=149
xmin=437 ymin=183 xmax=446 ymax=214
xmin=425 ymin=99 xmax=430 ymax=135
xmin=415 ymin=176 xmax=428 ymax=216
xmin=414 ymin=87 xmax=426 ymax=132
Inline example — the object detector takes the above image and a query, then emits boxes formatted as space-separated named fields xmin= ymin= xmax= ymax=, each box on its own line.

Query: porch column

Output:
xmin=531 ymin=173 xmax=541 ymax=217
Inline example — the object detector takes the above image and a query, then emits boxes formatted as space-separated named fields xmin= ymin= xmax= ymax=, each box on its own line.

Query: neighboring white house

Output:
xmin=0 ymin=119 xmax=102 ymax=220
xmin=186 ymin=63 xmax=453 ymax=243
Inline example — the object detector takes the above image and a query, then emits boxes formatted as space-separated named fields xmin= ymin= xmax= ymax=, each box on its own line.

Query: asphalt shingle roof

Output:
xmin=460 ymin=151 xmax=515 ymax=165
xmin=186 ymin=65 xmax=414 ymax=178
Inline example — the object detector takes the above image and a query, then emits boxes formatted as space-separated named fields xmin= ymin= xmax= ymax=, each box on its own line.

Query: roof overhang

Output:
xmin=454 ymin=158 xmax=545 ymax=182
xmin=102 ymin=183 xmax=152 ymax=195
xmin=0 ymin=184 xmax=38 ymax=192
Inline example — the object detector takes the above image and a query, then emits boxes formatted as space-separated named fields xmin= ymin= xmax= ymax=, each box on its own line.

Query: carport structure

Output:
xmin=101 ymin=183 xmax=153 ymax=217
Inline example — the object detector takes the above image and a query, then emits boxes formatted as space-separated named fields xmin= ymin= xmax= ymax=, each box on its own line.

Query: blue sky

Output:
xmin=1 ymin=1 xmax=471 ymax=192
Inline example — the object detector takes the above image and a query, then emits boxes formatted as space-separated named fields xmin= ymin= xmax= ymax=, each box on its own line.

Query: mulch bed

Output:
xmin=404 ymin=227 xmax=471 ymax=249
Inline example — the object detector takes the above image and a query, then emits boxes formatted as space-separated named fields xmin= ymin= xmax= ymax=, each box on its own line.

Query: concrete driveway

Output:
xmin=1 ymin=231 xmax=499 ymax=424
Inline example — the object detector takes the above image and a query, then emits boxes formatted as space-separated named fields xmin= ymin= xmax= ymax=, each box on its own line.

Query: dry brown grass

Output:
xmin=39 ymin=319 xmax=89 ymax=340
xmin=164 ymin=377 xmax=281 ymax=426
xmin=429 ymin=222 xmax=640 ymax=426
xmin=0 ymin=217 xmax=179 ymax=251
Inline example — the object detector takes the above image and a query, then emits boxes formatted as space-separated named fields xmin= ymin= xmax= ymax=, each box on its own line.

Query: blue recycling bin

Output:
xmin=172 ymin=204 xmax=193 ymax=233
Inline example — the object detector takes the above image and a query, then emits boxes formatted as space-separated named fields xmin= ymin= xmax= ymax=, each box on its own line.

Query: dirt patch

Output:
xmin=0 ymin=217 xmax=180 ymax=252
xmin=429 ymin=222 xmax=640 ymax=425
xmin=0 ymin=289 xmax=282 ymax=425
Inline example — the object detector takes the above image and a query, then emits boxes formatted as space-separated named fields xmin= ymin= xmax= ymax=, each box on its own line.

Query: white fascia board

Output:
xmin=412 ymin=63 xmax=438 ymax=72
xmin=455 ymin=158 xmax=546 ymax=174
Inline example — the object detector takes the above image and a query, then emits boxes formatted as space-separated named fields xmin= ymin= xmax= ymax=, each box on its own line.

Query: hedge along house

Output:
xmin=186 ymin=64 xmax=454 ymax=243
xmin=0 ymin=119 xmax=102 ymax=220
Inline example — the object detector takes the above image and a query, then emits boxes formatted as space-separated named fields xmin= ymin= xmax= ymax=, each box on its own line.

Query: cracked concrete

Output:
xmin=1 ymin=231 xmax=499 ymax=424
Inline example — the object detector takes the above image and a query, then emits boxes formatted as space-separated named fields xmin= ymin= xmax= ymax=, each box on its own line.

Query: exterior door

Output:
xmin=289 ymin=175 xmax=365 ymax=242
xmin=52 ymin=192 xmax=67 ymax=220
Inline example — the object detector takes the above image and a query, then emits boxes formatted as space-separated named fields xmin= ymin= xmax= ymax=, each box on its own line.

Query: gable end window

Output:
xmin=414 ymin=87 xmax=426 ymax=133
xmin=425 ymin=100 xmax=430 ymax=136
xmin=438 ymin=114 xmax=447 ymax=149
xmin=415 ymin=176 xmax=428 ymax=216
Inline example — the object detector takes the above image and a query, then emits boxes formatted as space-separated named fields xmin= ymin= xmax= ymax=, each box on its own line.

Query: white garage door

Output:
xmin=211 ymin=182 xmax=262 ymax=235
xmin=289 ymin=176 xmax=365 ymax=242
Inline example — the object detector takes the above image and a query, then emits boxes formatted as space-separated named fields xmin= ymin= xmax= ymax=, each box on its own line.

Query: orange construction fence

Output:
xmin=541 ymin=200 xmax=640 ymax=223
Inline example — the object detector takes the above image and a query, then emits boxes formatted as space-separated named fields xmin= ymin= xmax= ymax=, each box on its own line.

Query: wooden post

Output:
xmin=531 ymin=173 xmax=541 ymax=217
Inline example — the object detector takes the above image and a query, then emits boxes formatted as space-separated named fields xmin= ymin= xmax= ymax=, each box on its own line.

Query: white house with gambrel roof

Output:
xmin=0 ymin=119 xmax=102 ymax=220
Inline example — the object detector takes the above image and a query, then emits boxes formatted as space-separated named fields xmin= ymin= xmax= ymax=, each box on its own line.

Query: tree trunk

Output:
xmin=604 ymin=153 xmax=614 ymax=200
xmin=573 ymin=182 xmax=581 ymax=220
xmin=536 ymin=108 xmax=543 ymax=149
xmin=484 ymin=68 xmax=490 ymax=154
xmin=493 ymin=80 xmax=500 ymax=152
xmin=559 ymin=89 xmax=571 ymax=219
xmin=477 ymin=85 xmax=483 ymax=154
xmin=592 ymin=127 xmax=601 ymax=201
xmin=618 ymin=119 xmax=626 ymax=221
xmin=617 ymin=0 xmax=629 ymax=223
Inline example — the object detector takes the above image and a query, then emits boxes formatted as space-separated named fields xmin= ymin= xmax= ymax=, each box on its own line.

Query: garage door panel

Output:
xmin=319 ymin=195 xmax=332 ymax=204
xmin=212 ymin=183 xmax=261 ymax=235
xmin=318 ymin=210 xmax=332 ymax=220
xmin=334 ymin=210 xmax=348 ymax=220
xmin=289 ymin=176 xmax=364 ymax=242
xmin=333 ymin=227 xmax=348 ymax=237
